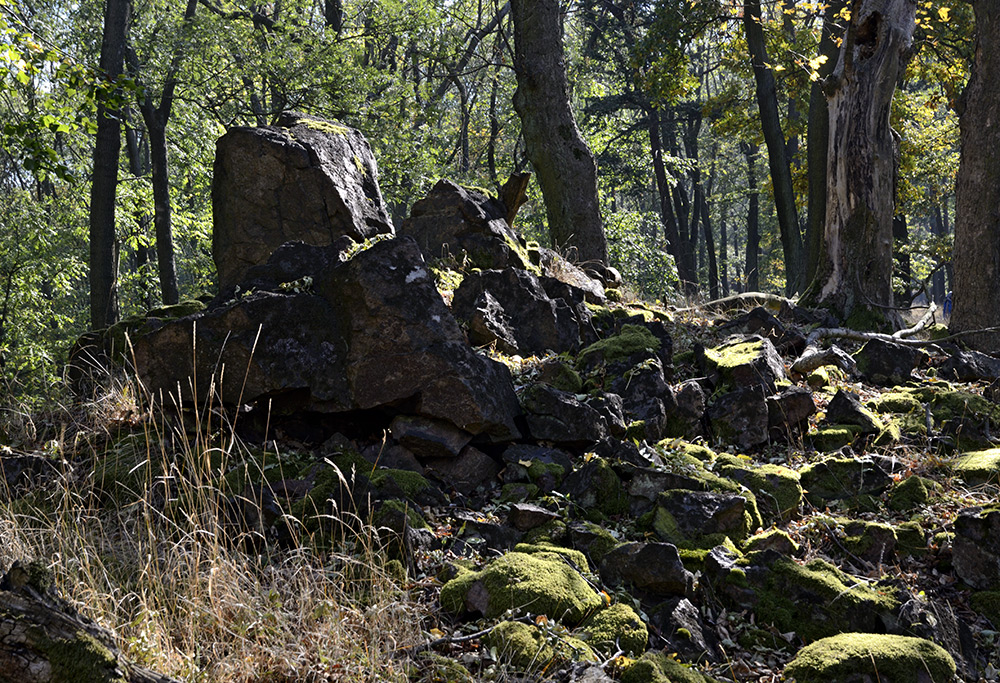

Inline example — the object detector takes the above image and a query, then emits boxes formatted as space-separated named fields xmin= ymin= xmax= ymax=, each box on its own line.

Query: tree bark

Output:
xmin=803 ymin=0 xmax=915 ymax=328
xmin=511 ymin=0 xmax=607 ymax=265
xmin=743 ymin=0 xmax=803 ymax=294
xmin=89 ymin=0 xmax=131 ymax=329
xmin=805 ymin=0 xmax=847 ymax=286
xmin=742 ymin=143 xmax=761 ymax=292
xmin=950 ymin=0 xmax=1000 ymax=352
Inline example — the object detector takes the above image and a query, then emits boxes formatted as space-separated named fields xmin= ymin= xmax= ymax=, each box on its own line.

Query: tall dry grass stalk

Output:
xmin=0 ymin=366 xmax=423 ymax=681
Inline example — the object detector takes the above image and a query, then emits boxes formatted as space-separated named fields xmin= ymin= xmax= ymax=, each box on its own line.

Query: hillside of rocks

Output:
xmin=57 ymin=114 xmax=1000 ymax=682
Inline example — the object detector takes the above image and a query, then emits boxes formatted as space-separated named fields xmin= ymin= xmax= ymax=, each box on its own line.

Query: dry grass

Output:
xmin=0 ymin=376 xmax=423 ymax=682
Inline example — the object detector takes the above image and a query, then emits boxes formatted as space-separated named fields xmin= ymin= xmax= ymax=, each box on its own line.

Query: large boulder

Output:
xmin=451 ymin=268 xmax=590 ymax=355
xmin=132 ymin=237 xmax=521 ymax=441
xmin=212 ymin=112 xmax=393 ymax=291
xmin=399 ymin=179 xmax=530 ymax=270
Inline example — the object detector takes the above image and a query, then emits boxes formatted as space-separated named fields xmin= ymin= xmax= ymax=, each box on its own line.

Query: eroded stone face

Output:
xmin=212 ymin=112 xmax=393 ymax=291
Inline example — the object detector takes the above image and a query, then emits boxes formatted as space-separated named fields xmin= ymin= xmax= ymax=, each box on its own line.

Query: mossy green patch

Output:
xmin=888 ymin=475 xmax=934 ymax=511
xmin=576 ymin=324 xmax=660 ymax=371
xmin=42 ymin=631 xmax=126 ymax=683
xmin=621 ymin=651 xmax=721 ymax=683
xmin=753 ymin=557 xmax=900 ymax=641
xmin=412 ymin=652 xmax=475 ymax=682
xmin=743 ymin=528 xmax=799 ymax=556
xmin=808 ymin=425 xmax=860 ymax=452
xmin=513 ymin=543 xmax=590 ymax=572
xmin=843 ymin=306 xmax=891 ymax=332
xmin=952 ymin=448 xmax=1000 ymax=485
xmin=784 ymin=633 xmax=955 ymax=683
xmin=895 ymin=521 xmax=927 ymax=556
xmin=653 ymin=490 xmax=755 ymax=549
xmin=582 ymin=603 xmax=648 ymax=656
xmin=483 ymin=620 xmax=596 ymax=670
xmin=716 ymin=460 xmax=802 ymax=524
xmin=440 ymin=551 xmax=603 ymax=624
xmin=147 ymin=299 xmax=205 ymax=319
xmin=869 ymin=391 xmax=923 ymax=414
xmin=523 ymin=519 xmax=568 ymax=545
xmin=296 ymin=117 xmax=349 ymax=135
xmin=500 ymin=482 xmax=539 ymax=502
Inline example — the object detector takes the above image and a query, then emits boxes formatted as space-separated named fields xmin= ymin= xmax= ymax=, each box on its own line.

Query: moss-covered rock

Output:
xmin=512 ymin=543 xmax=590 ymax=572
xmin=868 ymin=391 xmax=923 ymax=414
xmin=412 ymin=652 xmax=475 ymax=682
xmin=783 ymin=633 xmax=955 ymax=683
xmin=715 ymin=459 xmax=802 ymax=523
xmin=749 ymin=557 xmax=901 ymax=641
xmin=952 ymin=448 xmax=1000 ymax=485
xmin=483 ymin=620 xmax=596 ymax=670
xmin=581 ymin=602 xmax=648 ymax=656
xmin=562 ymin=457 xmax=628 ymax=518
xmin=568 ymin=521 xmax=620 ymax=566
xmin=840 ymin=519 xmax=897 ymax=563
xmin=808 ymin=424 xmax=861 ymax=452
xmin=743 ymin=528 xmax=799 ymax=556
xmin=702 ymin=338 xmax=786 ymax=393
xmin=439 ymin=551 xmax=603 ymax=624
xmin=577 ymin=324 xmax=660 ymax=372
xmin=888 ymin=475 xmax=935 ymax=511
xmin=798 ymin=456 xmax=892 ymax=508
xmin=621 ymin=651 xmax=721 ymax=683
xmin=654 ymin=489 xmax=755 ymax=549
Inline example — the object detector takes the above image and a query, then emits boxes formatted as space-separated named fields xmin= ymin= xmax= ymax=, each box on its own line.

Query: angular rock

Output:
xmin=500 ymin=443 xmax=574 ymax=491
xmin=898 ymin=597 xmax=978 ymax=681
xmin=722 ymin=306 xmax=806 ymax=356
xmin=399 ymin=179 xmax=530 ymax=270
xmin=599 ymin=542 xmax=694 ymax=597
xmin=823 ymin=389 xmax=883 ymax=434
xmin=587 ymin=394 xmax=627 ymax=438
xmin=767 ymin=386 xmax=816 ymax=438
xmin=953 ymin=506 xmax=1000 ymax=590
xmin=213 ymin=112 xmax=393 ymax=290
xmin=649 ymin=597 xmax=719 ymax=663
xmin=520 ymin=383 xmax=607 ymax=444
xmin=508 ymin=503 xmax=559 ymax=532
xmin=855 ymin=338 xmax=924 ymax=385
xmin=389 ymin=415 xmax=472 ymax=459
xmin=666 ymin=380 xmax=706 ymax=439
xmin=560 ymin=458 xmax=627 ymax=517
xmin=133 ymin=237 xmax=521 ymax=441
xmin=452 ymin=268 xmax=590 ymax=355
xmin=537 ymin=246 xmax=606 ymax=305
xmin=798 ymin=456 xmax=893 ymax=506
xmin=702 ymin=337 xmax=787 ymax=395
xmin=940 ymin=347 xmax=1000 ymax=383
xmin=654 ymin=489 xmax=753 ymax=546
xmin=423 ymin=446 xmax=499 ymax=496
xmin=708 ymin=388 xmax=770 ymax=449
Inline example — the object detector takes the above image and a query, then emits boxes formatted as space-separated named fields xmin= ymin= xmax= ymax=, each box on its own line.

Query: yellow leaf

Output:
xmin=429 ymin=628 xmax=446 ymax=638
xmin=938 ymin=7 xmax=950 ymax=21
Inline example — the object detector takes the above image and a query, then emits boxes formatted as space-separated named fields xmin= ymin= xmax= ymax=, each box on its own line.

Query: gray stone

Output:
xmin=599 ymin=542 xmax=694 ymax=597
xmin=708 ymin=388 xmax=770 ymax=449
xmin=520 ymin=383 xmax=607 ymax=444
xmin=423 ymin=446 xmax=499 ymax=496
xmin=213 ymin=112 xmax=392 ymax=291
xmin=823 ymin=389 xmax=883 ymax=434
xmin=767 ymin=386 xmax=816 ymax=439
xmin=855 ymin=338 xmax=924 ymax=386
xmin=655 ymin=489 xmax=753 ymax=546
xmin=953 ymin=506 xmax=1000 ymax=590
xmin=389 ymin=415 xmax=472 ymax=459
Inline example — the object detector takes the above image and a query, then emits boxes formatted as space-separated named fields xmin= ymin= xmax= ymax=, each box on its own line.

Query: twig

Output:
xmin=670 ymin=292 xmax=795 ymax=314
xmin=892 ymin=302 xmax=936 ymax=339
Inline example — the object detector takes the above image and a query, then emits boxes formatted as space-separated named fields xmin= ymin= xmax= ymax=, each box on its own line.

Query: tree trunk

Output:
xmin=804 ymin=0 xmax=915 ymax=328
xmin=324 ymin=0 xmax=343 ymax=32
xmin=511 ymin=0 xmax=607 ymax=265
xmin=743 ymin=0 xmax=803 ymax=294
xmin=892 ymin=214 xmax=911 ymax=306
xmin=720 ymin=206 xmax=730 ymax=296
xmin=89 ymin=0 xmax=131 ymax=329
xmin=805 ymin=0 xmax=848 ymax=286
xmin=742 ymin=142 xmax=761 ymax=292
xmin=951 ymin=0 xmax=1000 ymax=352
xmin=647 ymin=107 xmax=697 ymax=292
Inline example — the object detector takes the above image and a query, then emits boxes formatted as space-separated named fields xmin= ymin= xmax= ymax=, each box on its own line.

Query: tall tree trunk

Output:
xmin=89 ymin=0 xmax=131 ymax=329
xmin=892 ymin=214 xmax=911 ymax=306
xmin=719 ymin=206 xmax=730 ymax=296
xmin=951 ymin=0 xmax=1000 ymax=352
xmin=742 ymin=142 xmax=761 ymax=292
xmin=511 ymin=0 xmax=607 ymax=265
xmin=743 ymin=0 xmax=803 ymax=294
xmin=324 ymin=0 xmax=343 ymax=33
xmin=647 ymin=106 xmax=696 ymax=291
xmin=931 ymin=206 xmax=947 ymax=304
xmin=804 ymin=0 xmax=915 ymax=328
xmin=805 ymin=0 xmax=848 ymax=287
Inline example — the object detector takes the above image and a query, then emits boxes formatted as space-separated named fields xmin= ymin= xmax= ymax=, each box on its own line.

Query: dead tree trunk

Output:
xmin=802 ymin=0 xmax=915 ymax=328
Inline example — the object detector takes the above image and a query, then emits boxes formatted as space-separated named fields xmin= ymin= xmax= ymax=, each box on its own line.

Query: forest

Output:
xmin=1 ymin=0 xmax=1000 ymax=682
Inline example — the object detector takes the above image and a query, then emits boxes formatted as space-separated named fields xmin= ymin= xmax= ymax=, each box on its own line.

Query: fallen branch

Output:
xmin=790 ymin=345 xmax=858 ymax=376
xmin=892 ymin=302 xmax=937 ymax=340
xmin=669 ymin=292 xmax=795 ymax=315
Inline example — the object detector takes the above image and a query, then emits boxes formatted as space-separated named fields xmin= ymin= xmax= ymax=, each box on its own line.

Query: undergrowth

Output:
xmin=0 ymin=374 xmax=422 ymax=682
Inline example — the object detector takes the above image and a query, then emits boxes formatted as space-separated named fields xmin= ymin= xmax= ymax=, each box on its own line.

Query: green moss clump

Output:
xmin=483 ymin=620 xmax=596 ymax=670
xmin=296 ymin=117 xmax=349 ymax=135
xmin=576 ymin=324 xmax=660 ymax=370
xmin=716 ymin=460 xmax=802 ymax=524
xmin=570 ymin=521 xmax=619 ymax=565
xmin=868 ymin=391 xmax=923 ymax=414
xmin=654 ymin=490 xmax=755 ymax=549
xmin=895 ymin=521 xmax=927 ymax=556
xmin=523 ymin=519 xmax=568 ymax=545
xmin=625 ymin=421 xmax=647 ymax=441
xmin=806 ymin=366 xmax=831 ymax=389
xmin=147 ymin=299 xmax=205 ymax=319
xmin=582 ymin=603 xmax=648 ymax=656
xmin=512 ymin=543 xmax=590 ymax=573
xmin=808 ymin=425 xmax=860 ymax=452
xmin=743 ymin=528 xmax=799 ymax=556
xmin=843 ymin=306 xmax=890 ymax=332
xmin=440 ymin=552 xmax=603 ymax=624
xmin=754 ymin=558 xmax=900 ymax=641
xmin=605 ymin=288 xmax=623 ymax=302
xmin=368 ymin=468 xmax=432 ymax=498
xmin=43 ymin=631 xmax=126 ymax=683
xmin=538 ymin=359 xmax=583 ymax=393
xmin=703 ymin=340 xmax=764 ymax=370
xmin=888 ymin=475 xmax=933 ymax=511
xmin=500 ymin=482 xmax=539 ymax=503
xmin=621 ymin=652 xmax=721 ymax=683
xmin=952 ymin=448 xmax=1000 ymax=485
xmin=971 ymin=591 xmax=1000 ymax=626
xmin=412 ymin=652 xmax=475 ymax=682
xmin=784 ymin=633 xmax=955 ymax=683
